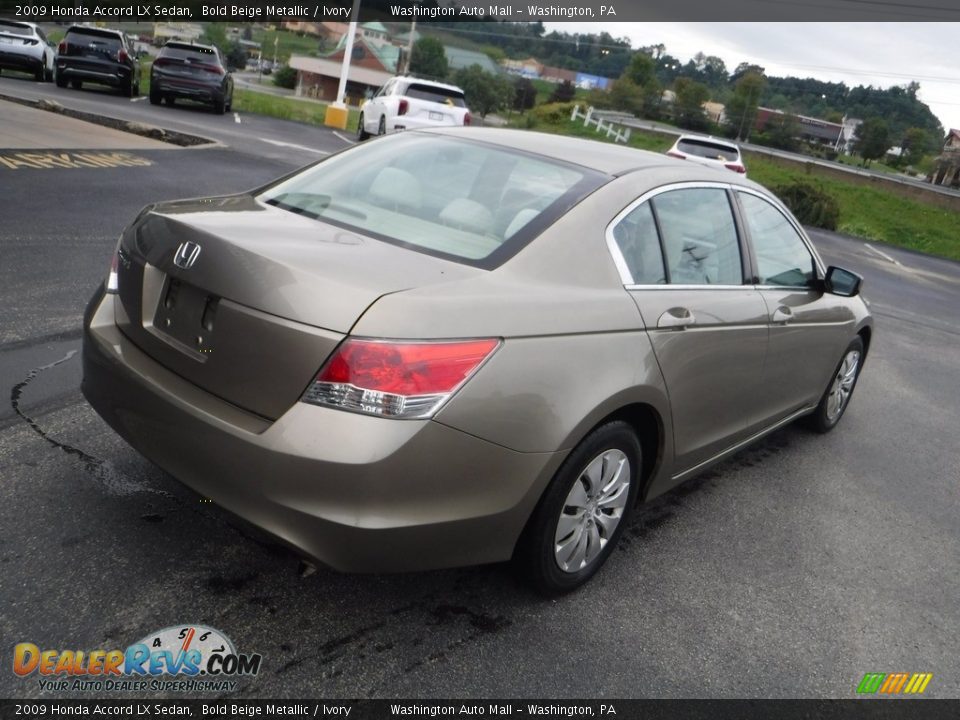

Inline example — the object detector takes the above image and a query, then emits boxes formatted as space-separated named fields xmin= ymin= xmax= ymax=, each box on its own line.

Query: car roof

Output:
xmin=66 ymin=25 xmax=124 ymax=38
xmin=420 ymin=127 xmax=727 ymax=177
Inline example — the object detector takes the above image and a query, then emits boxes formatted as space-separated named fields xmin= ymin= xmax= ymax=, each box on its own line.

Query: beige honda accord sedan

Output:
xmin=83 ymin=128 xmax=872 ymax=593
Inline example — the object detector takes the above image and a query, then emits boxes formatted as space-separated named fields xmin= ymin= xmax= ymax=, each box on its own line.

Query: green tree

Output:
xmin=225 ymin=42 xmax=248 ymax=72
xmin=727 ymin=70 xmax=766 ymax=140
xmin=901 ymin=127 xmax=932 ymax=167
xmin=853 ymin=118 xmax=891 ymax=166
xmin=549 ymin=79 xmax=576 ymax=103
xmin=409 ymin=37 xmax=448 ymax=79
xmin=512 ymin=76 xmax=536 ymax=112
xmin=672 ymin=77 xmax=710 ymax=130
xmin=453 ymin=65 xmax=511 ymax=119
xmin=606 ymin=77 xmax=642 ymax=115
xmin=202 ymin=23 xmax=227 ymax=50
xmin=273 ymin=65 xmax=298 ymax=89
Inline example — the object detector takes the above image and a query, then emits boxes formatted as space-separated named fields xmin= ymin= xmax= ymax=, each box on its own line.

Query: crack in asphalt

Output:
xmin=9 ymin=349 xmax=177 ymax=498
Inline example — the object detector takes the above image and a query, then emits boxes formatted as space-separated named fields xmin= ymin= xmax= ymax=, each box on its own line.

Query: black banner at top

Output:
xmin=2 ymin=0 xmax=960 ymax=22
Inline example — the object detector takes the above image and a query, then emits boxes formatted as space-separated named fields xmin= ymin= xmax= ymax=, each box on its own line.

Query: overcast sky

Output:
xmin=544 ymin=23 xmax=959 ymax=135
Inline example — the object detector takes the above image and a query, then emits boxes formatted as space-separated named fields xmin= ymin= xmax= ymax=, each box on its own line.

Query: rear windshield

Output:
xmin=65 ymin=28 xmax=122 ymax=50
xmin=677 ymin=139 xmax=739 ymax=161
xmin=258 ymin=134 xmax=605 ymax=269
xmin=161 ymin=45 xmax=220 ymax=64
xmin=404 ymin=83 xmax=467 ymax=108
xmin=0 ymin=21 xmax=33 ymax=35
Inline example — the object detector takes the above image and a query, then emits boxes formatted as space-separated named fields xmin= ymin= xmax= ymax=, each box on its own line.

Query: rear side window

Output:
xmin=404 ymin=83 xmax=467 ymax=107
xmin=0 ymin=21 xmax=33 ymax=36
xmin=611 ymin=188 xmax=744 ymax=286
xmin=737 ymin=192 xmax=816 ymax=287
xmin=676 ymin=139 xmax=738 ymax=162
xmin=653 ymin=189 xmax=742 ymax=285
xmin=611 ymin=202 xmax=665 ymax=284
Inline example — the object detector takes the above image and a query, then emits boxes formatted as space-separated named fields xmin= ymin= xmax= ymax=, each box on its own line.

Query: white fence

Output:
xmin=570 ymin=105 xmax=632 ymax=144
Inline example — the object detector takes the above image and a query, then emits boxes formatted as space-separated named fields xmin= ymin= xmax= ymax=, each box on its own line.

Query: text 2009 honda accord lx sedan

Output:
xmin=83 ymin=128 xmax=872 ymax=593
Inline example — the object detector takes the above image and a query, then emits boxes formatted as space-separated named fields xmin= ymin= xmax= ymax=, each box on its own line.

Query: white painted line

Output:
xmin=130 ymin=96 xmax=146 ymax=103
xmin=234 ymin=113 xmax=241 ymax=124
xmin=333 ymin=131 xmax=355 ymax=145
xmin=260 ymin=138 xmax=329 ymax=155
xmin=864 ymin=242 xmax=901 ymax=266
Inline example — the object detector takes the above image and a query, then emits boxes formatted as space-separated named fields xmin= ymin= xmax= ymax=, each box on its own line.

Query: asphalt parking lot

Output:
xmin=1 ymin=74 xmax=959 ymax=700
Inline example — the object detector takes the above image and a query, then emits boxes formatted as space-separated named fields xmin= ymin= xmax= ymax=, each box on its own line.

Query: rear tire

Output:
xmin=34 ymin=64 xmax=44 ymax=82
xmin=149 ymin=88 xmax=161 ymax=105
xmin=213 ymin=97 xmax=226 ymax=115
xmin=357 ymin=113 xmax=369 ymax=141
xmin=70 ymin=79 xmax=82 ymax=90
xmin=514 ymin=421 xmax=641 ymax=595
xmin=805 ymin=336 xmax=864 ymax=434
xmin=378 ymin=116 xmax=386 ymax=136
xmin=55 ymin=71 xmax=67 ymax=88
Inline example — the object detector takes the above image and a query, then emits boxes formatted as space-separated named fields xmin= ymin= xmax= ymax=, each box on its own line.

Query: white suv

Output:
xmin=0 ymin=20 xmax=54 ymax=82
xmin=358 ymin=76 xmax=471 ymax=140
xmin=666 ymin=135 xmax=746 ymax=176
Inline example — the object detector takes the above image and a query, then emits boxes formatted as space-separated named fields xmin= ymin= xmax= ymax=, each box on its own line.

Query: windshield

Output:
xmin=677 ymin=139 xmax=739 ymax=161
xmin=258 ymin=134 xmax=605 ymax=269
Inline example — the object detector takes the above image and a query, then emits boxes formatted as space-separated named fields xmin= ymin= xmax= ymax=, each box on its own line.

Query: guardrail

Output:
xmin=570 ymin=105 xmax=631 ymax=144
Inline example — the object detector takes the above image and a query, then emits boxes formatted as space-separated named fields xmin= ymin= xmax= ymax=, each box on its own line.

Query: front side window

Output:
xmin=259 ymin=134 xmax=603 ymax=268
xmin=651 ymin=188 xmax=743 ymax=285
xmin=738 ymin=192 xmax=816 ymax=287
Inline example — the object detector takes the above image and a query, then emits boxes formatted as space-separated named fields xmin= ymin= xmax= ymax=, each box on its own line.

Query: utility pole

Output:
xmin=324 ymin=0 xmax=361 ymax=129
xmin=403 ymin=19 xmax=416 ymax=75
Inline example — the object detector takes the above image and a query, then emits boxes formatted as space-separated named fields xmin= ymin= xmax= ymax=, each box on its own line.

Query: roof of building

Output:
xmin=289 ymin=55 xmax=393 ymax=87
xmin=330 ymin=34 xmax=400 ymax=73
xmin=361 ymin=21 xmax=389 ymax=33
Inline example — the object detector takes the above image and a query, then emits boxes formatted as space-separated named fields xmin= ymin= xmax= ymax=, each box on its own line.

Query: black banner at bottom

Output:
xmin=1 ymin=699 xmax=959 ymax=720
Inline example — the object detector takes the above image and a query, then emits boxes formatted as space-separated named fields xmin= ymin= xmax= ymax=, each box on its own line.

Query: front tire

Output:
xmin=55 ymin=71 xmax=67 ymax=88
xmin=213 ymin=97 xmax=226 ymax=115
xmin=149 ymin=87 xmax=161 ymax=105
xmin=378 ymin=116 xmax=386 ymax=136
xmin=357 ymin=112 xmax=369 ymax=141
xmin=515 ymin=421 xmax=641 ymax=595
xmin=70 ymin=79 xmax=82 ymax=90
xmin=805 ymin=336 xmax=864 ymax=433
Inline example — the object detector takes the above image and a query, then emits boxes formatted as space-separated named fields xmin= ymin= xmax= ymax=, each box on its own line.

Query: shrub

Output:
xmin=530 ymin=101 xmax=577 ymax=125
xmin=273 ymin=66 xmax=297 ymax=90
xmin=772 ymin=181 xmax=840 ymax=231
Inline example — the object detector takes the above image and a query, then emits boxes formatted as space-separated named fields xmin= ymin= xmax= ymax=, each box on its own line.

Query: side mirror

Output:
xmin=825 ymin=266 xmax=863 ymax=297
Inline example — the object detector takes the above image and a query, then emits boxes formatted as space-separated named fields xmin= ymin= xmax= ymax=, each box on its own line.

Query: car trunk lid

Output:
xmin=113 ymin=195 xmax=480 ymax=420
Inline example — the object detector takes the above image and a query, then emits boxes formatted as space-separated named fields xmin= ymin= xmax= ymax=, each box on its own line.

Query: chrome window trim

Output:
xmin=733 ymin=186 xmax=827 ymax=281
xmin=605 ymin=181 xmax=748 ymax=288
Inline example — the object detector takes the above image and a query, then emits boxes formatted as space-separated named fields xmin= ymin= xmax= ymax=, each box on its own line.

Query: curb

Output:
xmin=0 ymin=93 xmax=217 ymax=147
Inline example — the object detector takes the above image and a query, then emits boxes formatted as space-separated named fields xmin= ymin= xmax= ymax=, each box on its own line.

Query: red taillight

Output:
xmin=463 ymin=112 xmax=471 ymax=126
xmin=118 ymin=48 xmax=129 ymax=63
xmin=724 ymin=163 xmax=747 ymax=174
xmin=57 ymin=41 xmax=67 ymax=54
xmin=302 ymin=338 xmax=500 ymax=418
xmin=666 ymin=151 xmax=685 ymax=159
xmin=398 ymin=99 xmax=409 ymax=116
xmin=200 ymin=64 xmax=226 ymax=76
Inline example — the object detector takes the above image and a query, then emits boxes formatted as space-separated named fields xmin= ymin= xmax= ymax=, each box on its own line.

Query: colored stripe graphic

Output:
xmin=857 ymin=673 xmax=886 ymax=694
xmin=858 ymin=672 xmax=932 ymax=695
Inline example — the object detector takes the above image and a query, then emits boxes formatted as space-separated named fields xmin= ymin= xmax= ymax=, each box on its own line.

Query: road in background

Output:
xmin=1 ymin=86 xmax=959 ymax=700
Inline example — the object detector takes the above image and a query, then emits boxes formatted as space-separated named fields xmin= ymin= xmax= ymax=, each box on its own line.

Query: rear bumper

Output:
xmin=0 ymin=50 xmax=42 ymax=72
xmin=389 ymin=116 xmax=463 ymax=133
xmin=82 ymin=289 xmax=562 ymax=573
xmin=56 ymin=60 xmax=128 ymax=86
xmin=152 ymin=77 xmax=225 ymax=104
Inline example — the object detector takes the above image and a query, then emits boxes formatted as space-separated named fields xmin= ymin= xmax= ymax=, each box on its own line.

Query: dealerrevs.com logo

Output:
xmin=13 ymin=625 xmax=262 ymax=693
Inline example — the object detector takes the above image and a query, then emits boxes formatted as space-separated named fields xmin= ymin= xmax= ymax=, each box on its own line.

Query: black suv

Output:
xmin=150 ymin=41 xmax=234 ymax=114
xmin=55 ymin=25 xmax=140 ymax=96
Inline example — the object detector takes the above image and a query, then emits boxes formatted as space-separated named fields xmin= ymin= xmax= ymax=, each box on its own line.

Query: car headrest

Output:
xmin=439 ymin=198 xmax=494 ymax=235
xmin=369 ymin=167 xmax=422 ymax=210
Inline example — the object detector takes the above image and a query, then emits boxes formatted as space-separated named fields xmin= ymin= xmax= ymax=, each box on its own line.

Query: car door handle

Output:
xmin=657 ymin=308 xmax=696 ymax=329
xmin=771 ymin=306 xmax=793 ymax=324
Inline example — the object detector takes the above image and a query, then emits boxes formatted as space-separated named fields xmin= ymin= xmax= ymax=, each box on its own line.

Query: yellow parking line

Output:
xmin=0 ymin=151 xmax=153 ymax=170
